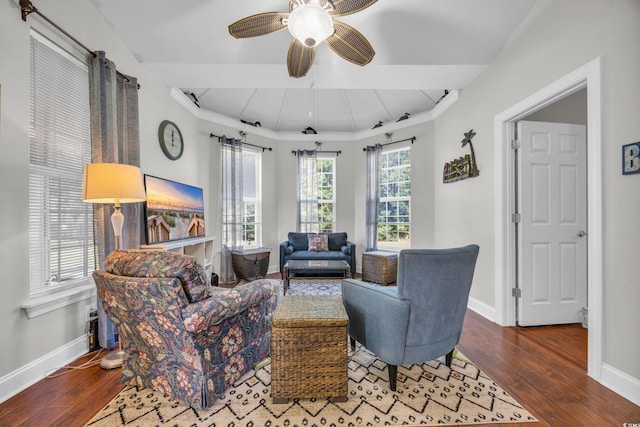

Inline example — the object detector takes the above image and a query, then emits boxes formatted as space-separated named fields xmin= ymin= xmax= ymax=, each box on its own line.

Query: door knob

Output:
xmin=577 ymin=230 xmax=587 ymax=237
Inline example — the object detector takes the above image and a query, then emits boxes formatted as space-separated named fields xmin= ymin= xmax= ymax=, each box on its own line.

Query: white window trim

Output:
xmin=377 ymin=147 xmax=411 ymax=250
xmin=22 ymin=281 xmax=96 ymax=319
xmin=316 ymin=155 xmax=336 ymax=232
xmin=23 ymin=29 xmax=96 ymax=318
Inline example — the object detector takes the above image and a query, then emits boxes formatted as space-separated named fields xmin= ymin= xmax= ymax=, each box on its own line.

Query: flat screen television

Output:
xmin=143 ymin=174 xmax=205 ymax=244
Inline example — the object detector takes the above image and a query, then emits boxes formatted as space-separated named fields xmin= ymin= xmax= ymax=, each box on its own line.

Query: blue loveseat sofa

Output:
xmin=279 ymin=232 xmax=356 ymax=278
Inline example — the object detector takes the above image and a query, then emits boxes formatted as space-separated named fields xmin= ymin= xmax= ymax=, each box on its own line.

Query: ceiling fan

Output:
xmin=229 ymin=0 xmax=376 ymax=78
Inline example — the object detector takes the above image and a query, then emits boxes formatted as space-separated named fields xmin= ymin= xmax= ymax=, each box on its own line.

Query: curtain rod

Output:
xmin=19 ymin=0 xmax=138 ymax=87
xmin=292 ymin=150 xmax=342 ymax=156
xmin=363 ymin=136 xmax=416 ymax=151
xmin=210 ymin=133 xmax=272 ymax=152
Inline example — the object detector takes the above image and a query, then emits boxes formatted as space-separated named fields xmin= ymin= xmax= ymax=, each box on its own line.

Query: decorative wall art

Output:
xmin=443 ymin=129 xmax=480 ymax=183
xmin=622 ymin=141 xmax=640 ymax=175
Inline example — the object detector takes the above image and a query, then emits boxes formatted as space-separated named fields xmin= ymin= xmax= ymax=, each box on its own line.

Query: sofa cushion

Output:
xmin=287 ymin=250 xmax=349 ymax=261
xmin=288 ymin=232 xmax=310 ymax=251
xmin=327 ymin=232 xmax=348 ymax=251
xmin=105 ymin=250 xmax=210 ymax=303
xmin=308 ymin=234 xmax=329 ymax=251
xmin=288 ymin=232 xmax=348 ymax=252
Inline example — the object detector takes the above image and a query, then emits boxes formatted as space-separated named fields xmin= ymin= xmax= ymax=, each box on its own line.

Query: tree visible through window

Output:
xmin=378 ymin=148 xmax=411 ymax=248
xmin=221 ymin=147 xmax=262 ymax=248
xmin=316 ymin=158 xmax=335 ymax=232
xmin=240 ymin=150 xmax=261 ymax=247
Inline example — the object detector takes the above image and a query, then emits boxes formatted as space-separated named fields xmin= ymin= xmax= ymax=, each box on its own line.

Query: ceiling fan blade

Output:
xmin=330 ymin=0 xmax=377 ymax=17
xmin=325 ymin=21 xmax=375 ymax=66
xmin=228 ymin=12 xmax=289 ymax=39
xmin=287 ymin=38 xmax=315 ymax=78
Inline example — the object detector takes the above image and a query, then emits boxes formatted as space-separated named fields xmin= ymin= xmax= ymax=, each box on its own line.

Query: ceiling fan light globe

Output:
xmin=287 ymin=2 xmax=334 ymax=48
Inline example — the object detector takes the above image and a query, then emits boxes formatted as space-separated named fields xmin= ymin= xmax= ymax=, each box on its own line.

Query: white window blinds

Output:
xmin=29 ymin=31 xmax=96 ymax=294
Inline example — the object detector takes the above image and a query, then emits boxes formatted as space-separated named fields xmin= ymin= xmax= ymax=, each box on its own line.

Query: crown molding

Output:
xmin=171 ymin=88 xmax=459 ymax=142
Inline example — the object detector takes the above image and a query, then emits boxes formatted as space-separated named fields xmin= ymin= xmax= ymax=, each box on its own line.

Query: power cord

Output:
xmin=45 ymin=348 xmax=106 ymax=378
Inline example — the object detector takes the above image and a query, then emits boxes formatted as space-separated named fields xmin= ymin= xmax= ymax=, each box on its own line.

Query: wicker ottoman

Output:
xmin=271 ymin=295 xmax=348 ymax=403
xmin=362 ymin=251 xmax=398 ymax=285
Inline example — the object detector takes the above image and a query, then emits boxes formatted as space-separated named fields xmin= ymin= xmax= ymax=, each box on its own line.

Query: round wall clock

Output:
xmin=158 ymin=120 xmax=184 ymax=160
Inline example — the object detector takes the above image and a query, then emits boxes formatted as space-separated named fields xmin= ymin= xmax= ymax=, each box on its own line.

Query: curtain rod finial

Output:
xmin=20 ymin=0 xmax=36 ymax=21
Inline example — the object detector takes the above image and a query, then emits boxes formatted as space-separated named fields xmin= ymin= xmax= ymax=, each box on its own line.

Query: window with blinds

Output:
xmin=378 ymin=147 xmax=411 ymax=249
xmin=29 ymin=31 xmax=96 ymax=294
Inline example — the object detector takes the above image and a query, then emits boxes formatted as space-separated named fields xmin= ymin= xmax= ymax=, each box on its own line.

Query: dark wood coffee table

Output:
xmin=282 ymin=259 xmax=351 ymax=295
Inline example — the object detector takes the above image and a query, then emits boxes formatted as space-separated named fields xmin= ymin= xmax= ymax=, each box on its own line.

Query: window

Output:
xmin=240 ymin=149 xmax=262 ymax=247
xmin=28 ymin=31 xmax=95 ymax=294
xmin=298 ymin=156 xmax=336 ymax=233
xmin=316 ymin=157 xmax=335 ymax=233
xmin=221 ymin=147 xmax=262 ymax=248
xmin=378 ymin=147 xmax=411 ymax=248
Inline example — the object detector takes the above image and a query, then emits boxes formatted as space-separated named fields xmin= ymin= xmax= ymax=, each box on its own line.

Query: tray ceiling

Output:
xmin=91 ymin=0 xmax=535 ymax=136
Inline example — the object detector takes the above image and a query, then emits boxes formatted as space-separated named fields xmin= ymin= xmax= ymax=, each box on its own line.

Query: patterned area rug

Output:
xmin=285 ymin=278 xmax=343 ymax=295
xmin=86 ymin=279 xmax=537 ymax=427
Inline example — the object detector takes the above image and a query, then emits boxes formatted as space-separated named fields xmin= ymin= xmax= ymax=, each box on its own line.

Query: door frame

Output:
xmin=493 ymin=58 xmax=603 ymax=381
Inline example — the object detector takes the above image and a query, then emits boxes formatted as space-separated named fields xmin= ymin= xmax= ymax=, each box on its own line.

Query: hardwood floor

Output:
xmin=1 ymin=297 xmax=638 ymax=426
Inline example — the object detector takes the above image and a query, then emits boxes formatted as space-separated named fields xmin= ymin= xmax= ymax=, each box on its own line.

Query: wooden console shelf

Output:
xmin=141 ymin=236 xmax=216 ymax=278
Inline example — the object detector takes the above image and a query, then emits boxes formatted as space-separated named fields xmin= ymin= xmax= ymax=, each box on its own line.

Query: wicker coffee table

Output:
xmin=271 ymin=295 xmax=348 ymax=403
xmin=282 ymin=259 xmax=351 ymax=295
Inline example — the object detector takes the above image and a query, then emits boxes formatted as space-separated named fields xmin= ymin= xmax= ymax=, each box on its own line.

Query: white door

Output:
xmin=517 ymin=121 xmax=587 ymax=326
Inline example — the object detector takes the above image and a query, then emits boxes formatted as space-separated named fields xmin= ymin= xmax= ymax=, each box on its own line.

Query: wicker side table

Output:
xmin=271 ymin=295 xmax=348 ymax=403
xmin=362 ymin=251 xmax=398 ymax=285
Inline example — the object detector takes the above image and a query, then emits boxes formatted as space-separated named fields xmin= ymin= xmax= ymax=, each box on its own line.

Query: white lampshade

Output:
xmin=82 ymin=163 xmax=146 ymax=204
xmin=287 ymin=1 xmax=334 ymax=48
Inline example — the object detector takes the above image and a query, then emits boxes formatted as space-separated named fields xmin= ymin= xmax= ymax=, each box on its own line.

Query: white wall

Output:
xmin=433 ymin=0 xmax=640 ymax=389
xmin=1 ymin=0 xmax=638 ymax=407
xmin=0 ymin=0 xmax=214 ymax=396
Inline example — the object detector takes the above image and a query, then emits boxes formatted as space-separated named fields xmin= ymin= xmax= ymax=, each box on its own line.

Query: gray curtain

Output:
xmin=296 ymin=150 xmax=318 ymax=232
xmin=365 ymin=144 xmax=382 ymax=251
xmin=220 ymin=136 xmax=244 ymax=283
xmin=89 ymin=51 xmax=141 ymax=349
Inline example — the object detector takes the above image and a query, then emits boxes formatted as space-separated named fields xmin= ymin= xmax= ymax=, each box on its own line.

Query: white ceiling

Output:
xmin=91 ymin=0 xmax=535 ymax=136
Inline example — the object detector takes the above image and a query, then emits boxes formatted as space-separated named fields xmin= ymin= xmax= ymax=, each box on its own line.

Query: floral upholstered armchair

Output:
xmin=93 ymin=249 xmax=279 ymax=409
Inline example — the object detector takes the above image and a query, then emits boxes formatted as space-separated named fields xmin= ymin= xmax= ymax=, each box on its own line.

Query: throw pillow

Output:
xmin=308 ymin=234 xmax=329 ymax=252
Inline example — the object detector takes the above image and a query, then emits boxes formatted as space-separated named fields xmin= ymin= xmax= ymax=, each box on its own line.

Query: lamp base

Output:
xmin=100 ymin=347 xmax=124 ymax=369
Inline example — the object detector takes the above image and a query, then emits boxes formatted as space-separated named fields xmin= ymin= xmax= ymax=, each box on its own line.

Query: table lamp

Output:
xmin=82 ymin=162 xmax=146 ymax=249
xmin=82 ymin=162 xmax=146 ymax=368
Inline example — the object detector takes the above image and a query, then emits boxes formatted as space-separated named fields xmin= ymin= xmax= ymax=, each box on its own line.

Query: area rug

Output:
xmin=285 ymin=278 xmax=342 ymax=295
xmin=86 ymin=279 xmax=537 ymax=426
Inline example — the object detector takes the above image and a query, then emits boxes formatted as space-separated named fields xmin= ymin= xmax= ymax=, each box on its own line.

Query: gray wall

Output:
xmin=432 ymin=0 xmax=640 ymax=382
xmin=0 ymin=0 xmax=638 ymax=406
xmin=525 ymin=88 xmax=587 ymax=124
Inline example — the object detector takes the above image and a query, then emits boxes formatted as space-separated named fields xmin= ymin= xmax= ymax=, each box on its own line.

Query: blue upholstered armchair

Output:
xmin=341 ymin=245 xmax=479 ymax=390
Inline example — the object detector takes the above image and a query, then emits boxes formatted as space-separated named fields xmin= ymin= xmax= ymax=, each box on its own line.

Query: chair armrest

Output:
xmin=279 ymin=241 xmax=291 ymax=273
xmin=346 ymin=241 xmax=356 ymax=274
xmin=182 ymin=279 xmax=277 ymax=334
xmin=341 ymin=278 xmax=409 ymax=365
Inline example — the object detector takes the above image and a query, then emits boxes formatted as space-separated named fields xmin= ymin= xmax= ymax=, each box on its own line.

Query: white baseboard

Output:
xmin=0 ymin=335 xmax=89 ymax=404
xmin=468 ymin=297 xmax=497 ymax=323
xmin=601 ymin=363 xmax=640 ymax=407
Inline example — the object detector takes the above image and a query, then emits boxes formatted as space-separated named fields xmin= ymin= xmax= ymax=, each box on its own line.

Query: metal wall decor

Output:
xmin=443 ymin=129 xmax=480 ymax=183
